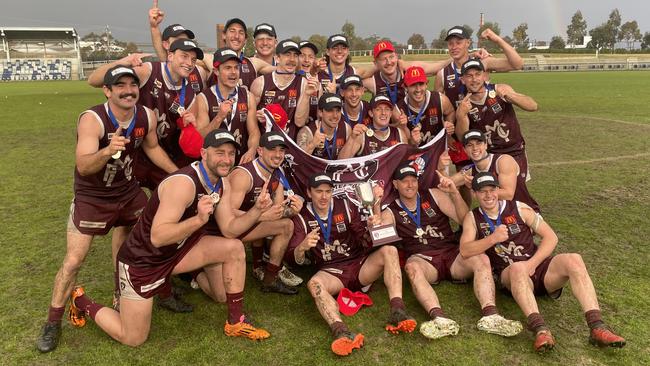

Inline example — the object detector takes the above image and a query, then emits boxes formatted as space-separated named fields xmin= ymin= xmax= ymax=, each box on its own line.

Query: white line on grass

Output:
xmin=531 ymin=152 xmax=650 ymax=167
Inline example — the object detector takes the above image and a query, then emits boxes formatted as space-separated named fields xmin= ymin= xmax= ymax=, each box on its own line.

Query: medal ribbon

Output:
xmin=164 ymin=63 xmax=187 ymax=112
xmin=257 ymin=159 xmax=292 ymax=192
xmin=198 ymin=161 xmax=222 ymax=194
xmin=406 ymin=97 xmax=427 ymax=128
xmin=342 ymin=103 xmax=363 ymax=126
xmin=451 ymin=62 xmax=466 ymax=95
xmin=480 ymin=201 xmax=502 ymax=234
xmin=398 ymin=193 xmax=422 ymax=230
xmin=313 ymin=204 xmax=333 ymax=244
xmin=380 ymin=72 xmax=400 ymax=104
xmin=214 ymin=84 xmax=238 ymax=129
xmin=320 ymin=125 xmax=337 ymax=160
xmin=107 ymin=105 xmax=137 ymax=139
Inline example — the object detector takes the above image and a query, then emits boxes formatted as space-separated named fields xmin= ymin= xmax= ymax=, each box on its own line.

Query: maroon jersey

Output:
xmin=118 ymin=162 xmax=210 ymax=269
xmin=472 ymin=154 xmax=540 ymax=213
xmin=258 ymin=72 xmax=304 ymax=139
xmin=305 ymin=120 xmax=349 ymax=160
xmin=138 ymin=62 xmax=197 ymax=165
xmin=317 ymin=64 xmax=356 ymax=94
xmin=359 ymin=126 xmax=403 ymax=156
xmin=397 ymin=90 xmax=445 ymax=146
xmin=205 ymin=55 xmax=257 ymax=91
xmin=387 ymin=189 xmax=457 ymax=257
xmin=373 ymin=70 xmax=405 ymax=104
xmin=341 ymin=100 xmax=370 ymax=127
xmin=187 ymin=67 xmax=205 ymax=94
xmin=466 ymin=86 xmax=526 ymax=157
xmin=200 ymin=85 xmax=250 ymax=156
xmin=74 ymin=103 xmax=149 ymax=203
xmin=232 ymin=159 xmax=282 ymax=211
xmin=472 ymin=200 xmax=537 ymax=275
xmin=442 ymin=63 xmax=465 ymax=108
xmin=308 ymin=94 xmax=319 ymax=124
xmin=290 ymin=199 xmax=367 ymax=267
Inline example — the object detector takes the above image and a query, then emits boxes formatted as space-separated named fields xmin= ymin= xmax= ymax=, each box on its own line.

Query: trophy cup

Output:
xmin=355 ymin=182 xmax=400 ymax=247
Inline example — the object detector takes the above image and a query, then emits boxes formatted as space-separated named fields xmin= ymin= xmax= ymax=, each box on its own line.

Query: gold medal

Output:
xmin=366 ymin=129 xmax=374 ymax=137
xmin=286 ymin=189 xmax=295 ymax=197
xmin=177 ymin=106 xmax=185 ymax=115
xmin=210 ymin=192 xmax=221 ymax=205
xmin=488 ymin=90 xmax=496 ymax=99
xmin=112 ymin=151 xmax=121 ymax=160
xmin=416 ymin=227 xmax=425 ymax=237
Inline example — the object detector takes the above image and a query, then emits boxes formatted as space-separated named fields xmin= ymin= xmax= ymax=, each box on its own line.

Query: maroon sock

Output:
xmin=263 ymin=263 xmax=281 ymax=285
xmin=526 ymin=312 xmax=547 ymax=333
xmin=252 ymin=245 xmax=264 ymax=270
xmin=481 ymin=305 xmax=498 ymax=317
xmin=73 ymin=293 xmax=105 ymax=320
xmin=389 ymin=297 xmax=405 ymax=311
xmin=428 ymin=307 xmax=445 ymax=319
xmin=330 ymin=321 xmax=349 ymax=337
xmin=226 ymin=291 xmax=244 ymax=324
xmin=47 ymin=306 xmax=65 ymax=323
xmin=585 ymin=309 xmax=604 ymax=329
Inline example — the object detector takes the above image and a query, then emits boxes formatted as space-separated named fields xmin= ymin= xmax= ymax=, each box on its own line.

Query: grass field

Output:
xmin=1 ymin=71 xmax=649 ymax=365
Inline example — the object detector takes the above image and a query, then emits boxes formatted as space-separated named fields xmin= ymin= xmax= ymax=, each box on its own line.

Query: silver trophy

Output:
xmin=355 ymin=182 xmax=400 ymax=246
xmin=355 ymin=182 xmax=375 ymax=216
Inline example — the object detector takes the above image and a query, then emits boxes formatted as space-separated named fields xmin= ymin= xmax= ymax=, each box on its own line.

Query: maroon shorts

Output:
xmin=133 ymin=154 xmax=170 ymax=191
xmin=498 ymin=256 xmax=562 ymax=299
xmin=509 ymin=150 xmax=530 ymax=181
xmin=68 ymin=191 xmax=147 ymax=236
xmin=320 ymin=256 xmax=368 ymax=292
xmin=407 ymin=246 xmax=460 ymax=283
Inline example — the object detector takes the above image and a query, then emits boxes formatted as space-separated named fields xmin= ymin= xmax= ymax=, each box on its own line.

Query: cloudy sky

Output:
xmin=1 ymin=0 xmax=648 ymax=46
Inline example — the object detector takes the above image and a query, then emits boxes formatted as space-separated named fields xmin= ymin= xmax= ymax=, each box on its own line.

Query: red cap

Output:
xmin=404 ymin=66 xmax=427 ymax=86
xmin=265 ymin=103 xmax=289 ymax=130
xmin=373 ymin=40 xmax=395 ymax=59
xmin=178 ymin=123 xmax=203 ymax=158
xmin=336 ymin=288 xmax=373 ymax=316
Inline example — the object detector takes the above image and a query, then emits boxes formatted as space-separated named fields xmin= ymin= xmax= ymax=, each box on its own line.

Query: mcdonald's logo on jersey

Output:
xmin=288 ymin=89 xmax=298 ymax=98
xmin=134 ymin=127 xmax=146 ymax=138
xmin=238 ymin=102 xmax=248 ymax=111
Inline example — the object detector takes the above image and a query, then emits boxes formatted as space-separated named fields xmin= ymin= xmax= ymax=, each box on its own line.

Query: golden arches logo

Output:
xmin=410 ymin=68 xmax=422 ymax=77
xmin=272 ymin=113 xmax=282 ymax=122
xmin=378 ymin=42 xmax=387 ymax=50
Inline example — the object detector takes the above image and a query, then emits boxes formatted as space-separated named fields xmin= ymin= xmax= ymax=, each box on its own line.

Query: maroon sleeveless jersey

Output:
xmin=373 ymin=70 xmax=405 ymax=104
xmin=472 ymin=154 xmax=540 ymax=213
xmin=387 ymin=189 xmax=457 ymax=257
xmin=118 ymin=162 xmax=209 ymax=269
xmin=138 ymin=62 xmax=197 ymax=165
xmin=308 ymin=94 xmax=319 ymax=124
xmin=306 ymin=120 xmax=349 ymax=160
xmin=232 ymin=159 xmax=282 ymax=211
xmin=187 ymin=67 xmax=205 ymax=94
xmin=472 ymin=200 xmax=537 ymax=275
xmin=317 ymin=64 xmax=356 ymax=94
xmin=466 ymin=88 xmax=525 ymax=156
xmin=397 ymin=90 xmax=444 ymax=146
xmin=200 ymin=85 xmax=250 ymax=156
xmin=442 ymin=63 xmax=465 ymax=108
xmin=73 ymin=103 xmax=149 ymax=203
xmin=258 ymin=72 xmax=304 ymax=139
xmin=292 ymin=199 xmax=367 ymax=267
xmin=342 ymin=100 xmax=370 ymax=127
xmin=360 ymin=126 xmax=402 ymax=156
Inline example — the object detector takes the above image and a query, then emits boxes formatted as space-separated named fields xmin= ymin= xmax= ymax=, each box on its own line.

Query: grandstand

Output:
xmin=1 ymin=27 xmax=82 ymax=81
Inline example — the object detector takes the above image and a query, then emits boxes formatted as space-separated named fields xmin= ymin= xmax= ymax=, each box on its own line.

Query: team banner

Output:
xmin=264 ymin=111 xmax=448 ymax=208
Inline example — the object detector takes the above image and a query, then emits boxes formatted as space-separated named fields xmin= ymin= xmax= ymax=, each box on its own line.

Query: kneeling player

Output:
xmin=288 ymin=174 xmax=416 ymax=356
xmin=382 ymin=163 xmax=521 ymax=339
xmin=460 ymin=173 xmax=625 ymax=352
xmin=65 ymin=130 xmax=271 ymax=346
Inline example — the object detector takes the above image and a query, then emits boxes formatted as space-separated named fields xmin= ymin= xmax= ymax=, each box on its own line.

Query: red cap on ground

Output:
xmin=337 ymin=288 xmax=373 ymax=316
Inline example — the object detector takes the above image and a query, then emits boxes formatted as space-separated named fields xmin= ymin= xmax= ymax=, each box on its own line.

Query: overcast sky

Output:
xmin=1 ymin=0 xmax=648 ymax=46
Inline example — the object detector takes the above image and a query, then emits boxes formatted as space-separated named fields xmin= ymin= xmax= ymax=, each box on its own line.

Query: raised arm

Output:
xmin=148 ymin=0 xmax=167 ymax=61
xmin=496 ymin=84 xmax=537 ymax=112
xmin=87 ymin=53 xmax=152 ymax=87
xmin=480 ymin=28 xmax=524 ymax=72
xmin=338 ymin=123 xmax=366 ymax=159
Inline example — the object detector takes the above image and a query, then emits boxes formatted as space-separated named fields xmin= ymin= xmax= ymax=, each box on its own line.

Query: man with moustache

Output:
xmin=191 ymin=48 xmax=260 ymax=165
xmin=64 ymin=130 xmax=273 ymax=347
xmin=296 ymin=93 xmax=352 ymax=160
xmin=36 ymin=66 xmax=178 ymax=353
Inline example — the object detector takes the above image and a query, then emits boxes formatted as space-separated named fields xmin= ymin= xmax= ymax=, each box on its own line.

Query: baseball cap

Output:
xmin=336 ymin=288 xmax=373 ymax=316
xmin=224 ymin=18 xmax=247 ymax=34
xmin=308 ymin=174 xmax=334 ymax=188
xmin=472 ymin=172 xmax=500 ymax=191
xmin=403 ymin=66 xmax=427 ymax=86
xmin=259 ymin=131 xmax=288 ymax=149
xmin=327 ymin=34 xmax=349 ymax=48
xmin=393 ymin=161 xmax=418 ymax=180
xmin=213 ymin=47 xmax=241 ymax=68
xmin=370 ymin=95 xmax=393 ymax=109
xmin=202 ymin=129 xmax=240 ymax=149
xmin=461 ymin=58 xmax=484 ymax=75
xmin=253 ymin=23 xmax=277 ymax=38
xmin=462 ymin=129 xmax=486 ymax=145
xmin=169 ymin=39 xmax=204 ymax=60
xmin=340 ymin=74 xmax=363 ymax=89
xmin=103 ymin=65 xmax=140 ymax=86
xmin=162 ymin=24 xmax=195 ymax=41
xmin=276 ymin=39 xmax=300 ymax=54
xmin=373 ymin=40 xmax=395 ymax=59
xmin=445 ymin=26 xmax=470 ymax=41
xmin=299 ymin=40 xmax=319 ymax=55
xmin=318 ymin=93 xmax=343 ymax=110
xmin=178 ymin=124 xmax=203 ymax=158
xmin=265 ymin=104 xmax=289 ymax=130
